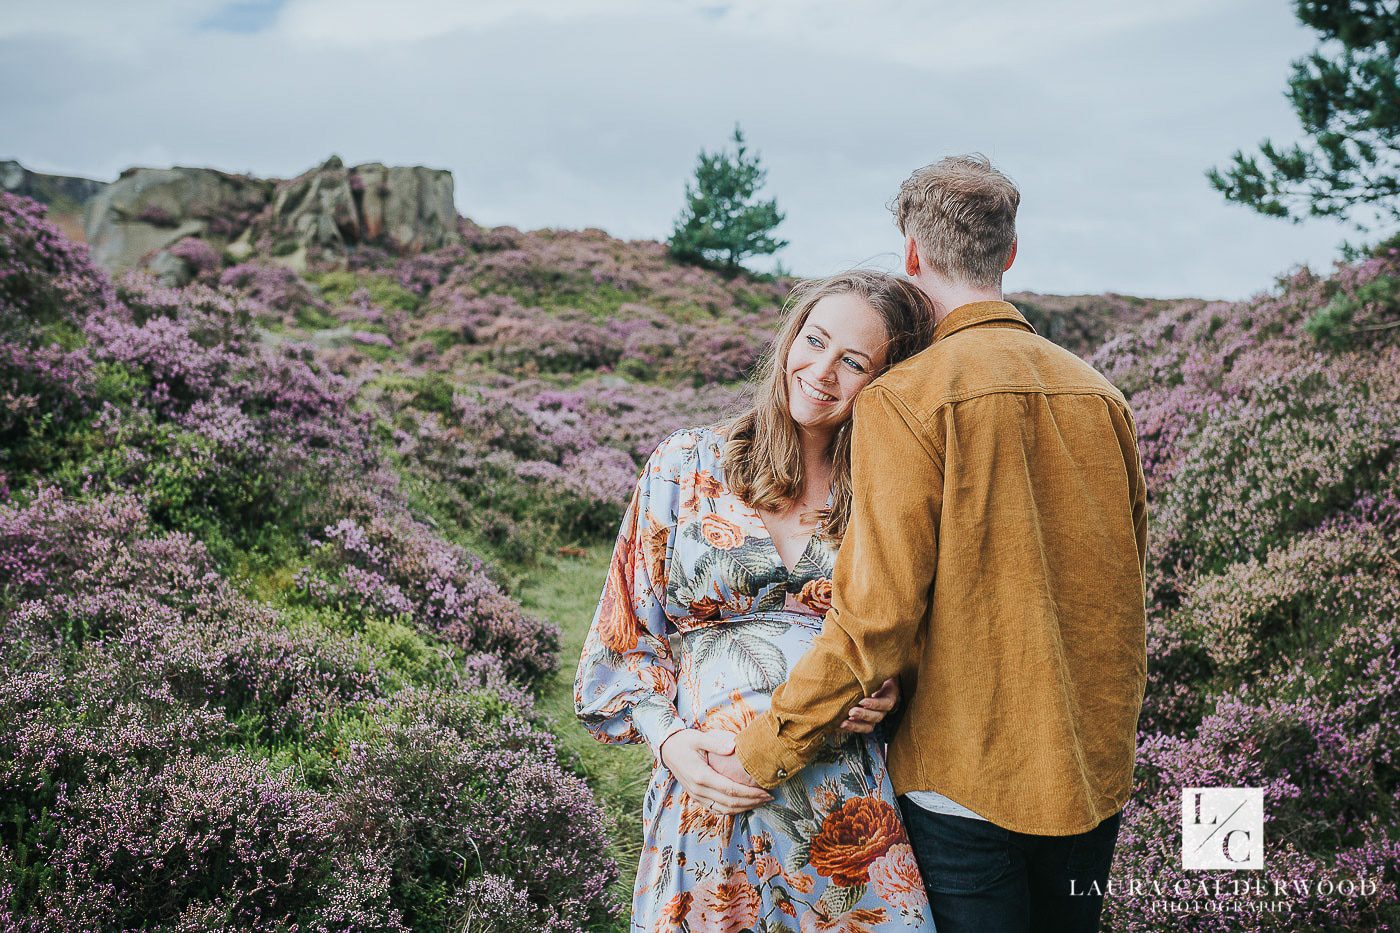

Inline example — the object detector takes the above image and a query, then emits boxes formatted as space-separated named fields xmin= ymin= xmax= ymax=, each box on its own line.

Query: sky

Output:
xmin=0 ymin=0 xmax=1373 ymax=299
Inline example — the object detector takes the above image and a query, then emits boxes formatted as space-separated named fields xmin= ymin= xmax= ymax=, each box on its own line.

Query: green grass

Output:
xmin=312 ymin=270 xmax=423 ymax=313
xmin=521 ymin=544 xmax=649 ymax=931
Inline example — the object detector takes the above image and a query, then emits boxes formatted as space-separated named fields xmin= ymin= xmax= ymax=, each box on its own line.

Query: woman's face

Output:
xmin=784 ymin=292 xmax=890 ymax=436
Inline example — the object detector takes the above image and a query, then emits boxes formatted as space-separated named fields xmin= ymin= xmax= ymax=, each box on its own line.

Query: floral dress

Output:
xmin=576 ymin=425 xmax=935 ymax=933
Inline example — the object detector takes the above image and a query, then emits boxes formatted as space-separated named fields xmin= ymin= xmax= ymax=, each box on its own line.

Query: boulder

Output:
xmin=257 ymin=156 xmax=460 ymax=258
xmin=83 ymin=166 xmax=273 ymax=272
xmin=352 ymin=162 xmax=459 ymax=252
xmin=264 ymin=156 xmax=360 ymax=255
xmin=1 ymin=160 xmax=108 ymax=209
xmin=2 ymin=160 xmax=108 ymax=242
xmin=146 ymin=249 xmax=194 ymax=287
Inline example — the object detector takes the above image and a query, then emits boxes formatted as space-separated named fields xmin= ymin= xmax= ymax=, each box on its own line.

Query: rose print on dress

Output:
xmin=867 ymin=844 xmax=927 ymax=923
xmin=596 ymin=555 xmax=643 ymax=653
xmin=689 ymin=865 xmax=761 ymax=933
xmin=700 ymin=513 xmax=746 ymax=549
xmin=798 ymin=577 xmax=834 ymax=614
xmin=695 ymin=469 xmax=725 ymax=498
xmin=808 ymin=797 xmax=905 ymax=887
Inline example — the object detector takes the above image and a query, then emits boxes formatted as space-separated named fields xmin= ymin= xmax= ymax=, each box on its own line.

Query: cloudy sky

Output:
xmin=0 ymin=0 xmax=1371 ymax=298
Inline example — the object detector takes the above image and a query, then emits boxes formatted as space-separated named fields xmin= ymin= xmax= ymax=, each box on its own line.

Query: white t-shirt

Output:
xmin=904 ymin=790 xmax=990 ymax=821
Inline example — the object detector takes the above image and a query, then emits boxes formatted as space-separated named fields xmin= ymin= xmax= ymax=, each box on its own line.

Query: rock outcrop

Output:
xmin=83 ymin=166 xmax=273 ymax=273
xmin=262 ymin=156 xmax=360 ymax=256
xmin=2 ymin=160 xmax=108 ymax=242
xmin=351 ymin=162 xmax=459 ymax=252
xmin=254 ymin=156 xmax=459 ymax=260
xmin=1 ymin=160 xmax=108 ymax=209
xmin=69 ymin=155 xmax=462 ymax=278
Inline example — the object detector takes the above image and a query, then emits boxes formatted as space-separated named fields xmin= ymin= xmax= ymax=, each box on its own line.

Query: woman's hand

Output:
xmin=839 ymin=677 xmax=900 ymax=734
xmin=659 ymin=729 xmax=773 ymax=815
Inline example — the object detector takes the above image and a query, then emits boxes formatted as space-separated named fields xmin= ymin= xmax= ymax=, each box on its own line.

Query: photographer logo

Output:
xmin=1182 ymin=788 xmax=1263 ymax=870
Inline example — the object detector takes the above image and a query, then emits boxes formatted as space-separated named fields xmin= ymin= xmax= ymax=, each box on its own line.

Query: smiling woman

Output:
xmin=788 ymin=293 xmax=888 ymax=412
xmin=723 ymin=270 xmax=937 ymax=546
xmin=573 ymin=269 xmax=940 ymax=930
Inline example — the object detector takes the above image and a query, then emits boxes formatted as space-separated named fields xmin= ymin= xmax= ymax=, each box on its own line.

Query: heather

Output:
xmin=1091 ymin=250 xmax=1400 ymax=930
xmin=319 ymin=212 xmax=1398 ymax=928
xmin=0 ymin=193 xmax=633 ymax=930
xmin=3 ymin=173 xmax=1397 ymax=932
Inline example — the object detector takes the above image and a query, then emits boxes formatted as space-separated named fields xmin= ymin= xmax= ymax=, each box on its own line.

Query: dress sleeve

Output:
xmin=574 ymin=429 xmax=690 ymax=762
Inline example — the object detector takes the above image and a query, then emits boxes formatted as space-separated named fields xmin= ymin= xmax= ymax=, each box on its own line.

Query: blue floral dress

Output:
xmin=576 ymin=425 xmax=935 ymax=933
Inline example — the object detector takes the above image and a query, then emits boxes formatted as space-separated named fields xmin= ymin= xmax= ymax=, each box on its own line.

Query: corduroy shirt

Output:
xmin=733 ymin=300 xmax=1149 ymax=837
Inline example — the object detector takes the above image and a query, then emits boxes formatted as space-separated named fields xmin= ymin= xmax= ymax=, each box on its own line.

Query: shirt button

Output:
xmin=776 ymin=768 xmax=788 ymax=779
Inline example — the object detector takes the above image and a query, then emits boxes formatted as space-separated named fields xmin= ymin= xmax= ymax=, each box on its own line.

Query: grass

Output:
xmin=520 ymin=543 xmax=650 ymax=931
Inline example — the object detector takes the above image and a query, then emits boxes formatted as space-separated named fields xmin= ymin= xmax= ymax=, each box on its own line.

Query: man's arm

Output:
xmin=733 ymin=384 xmax=944 ymax=788
xmin=1112 ymin=401 xmax=1149 ymax=584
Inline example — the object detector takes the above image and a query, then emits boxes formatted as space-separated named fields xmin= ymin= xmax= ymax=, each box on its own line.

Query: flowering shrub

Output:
xmin=0 ymin=342 xmax=96 ymax=470
xmin=416 ymin=285 xmax=772 ymax=382
xmin=167 ymin=235 xmax=223 ymax=281
xmin=135 ymin=203 xmax=178 ymax=227
xmin=1176 ymin=520 xmax=1400 ymax=678
xmin=0 ymin=193 xmax=114 ymax=334
xmin=1150 ymin=358 xmax=1399 ymax=579
xmin=0 ymin=482 xmax=599 ymax=929
xmin=349 ymin=242 xmax=468 ymax=296
xmin=294 ymin=513 xmax=559 ymax=682
xmin=334 ymin=687 xmax=619 ymax=931
xmin=382 ymin=375 xmax=743 ymax=555
xmin=1108 ymin=678 xmax=1400 ymax=932
xmin=0 ymin=196 xmax=637 ymax=931
xmin=219 ymin=260 xmax=331 ymax=322
xmin=0 ymin=195 xmax=114 ymax=486
xmin=1088 ymin=249 xmax=1400 ymax=928
xmin=37 ymin=751 xmax=394 ymax=929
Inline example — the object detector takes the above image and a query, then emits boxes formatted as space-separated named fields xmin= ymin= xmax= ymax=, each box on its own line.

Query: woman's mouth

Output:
xmin=796 ymin=376 xmax=837 ymax=403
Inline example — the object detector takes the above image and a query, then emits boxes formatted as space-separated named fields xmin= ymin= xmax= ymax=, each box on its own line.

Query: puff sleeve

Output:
xmin=574 ymin=429 xmax=692 ymax=761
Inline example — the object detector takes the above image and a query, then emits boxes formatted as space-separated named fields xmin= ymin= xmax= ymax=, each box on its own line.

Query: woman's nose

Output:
xmin=813 ymin=353 xmax=841 ymax=384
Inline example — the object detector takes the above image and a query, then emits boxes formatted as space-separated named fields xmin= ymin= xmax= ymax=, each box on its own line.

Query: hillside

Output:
xmin=1 ymin=157 xmax=1397 ymax=931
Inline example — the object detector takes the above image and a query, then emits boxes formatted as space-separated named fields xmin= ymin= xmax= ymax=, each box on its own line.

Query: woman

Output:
xmin=576 ymin=270 xmax=938 ymax=932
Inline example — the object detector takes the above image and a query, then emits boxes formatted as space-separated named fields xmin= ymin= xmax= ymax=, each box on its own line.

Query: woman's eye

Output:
xmin=845 ymin=357 xmax=866 ymax=373
xmin=806 ymin=334 xmax=823 ymax=349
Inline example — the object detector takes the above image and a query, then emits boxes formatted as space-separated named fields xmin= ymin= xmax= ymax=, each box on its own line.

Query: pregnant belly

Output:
xmin=674 ymin=610 xmax=823 ymax=727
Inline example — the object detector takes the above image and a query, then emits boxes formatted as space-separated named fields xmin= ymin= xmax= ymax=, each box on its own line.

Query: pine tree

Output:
xmin=1207 ymin=0 xmax=1400 ymax=231
xmin=669 ymin=126 xmax=788 ymax=273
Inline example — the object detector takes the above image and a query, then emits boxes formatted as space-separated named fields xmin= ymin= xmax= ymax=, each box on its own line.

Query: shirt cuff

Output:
xmin=734 ymin=709 xmax=812 ymax=790
xmin=632 ymin=693 xmax=686 ymax=765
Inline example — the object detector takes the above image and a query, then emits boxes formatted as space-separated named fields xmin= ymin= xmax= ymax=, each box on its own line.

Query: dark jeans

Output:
xmin=898 ymin=797 xmax=1121 ymax=933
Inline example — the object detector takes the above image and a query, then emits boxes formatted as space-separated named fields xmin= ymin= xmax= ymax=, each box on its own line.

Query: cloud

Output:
xmin=271 ymin=0 xmax=647 ymax=45
xmin=0 ymin=0 xmax=1361 ymax=298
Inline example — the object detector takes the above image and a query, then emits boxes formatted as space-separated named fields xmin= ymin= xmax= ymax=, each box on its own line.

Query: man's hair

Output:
xmin=889 ymin=154 xmax=1019 ymax=288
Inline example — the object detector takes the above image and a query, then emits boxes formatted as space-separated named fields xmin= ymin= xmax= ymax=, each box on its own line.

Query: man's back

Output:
xmin=737 ymin=155 xmax=1142 ymax=930
xmin=871 ymin=300 xmax=1148 ymax=834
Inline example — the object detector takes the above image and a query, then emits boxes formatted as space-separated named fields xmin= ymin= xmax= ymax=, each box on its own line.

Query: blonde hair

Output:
xmin=889 ymin=154 xmax=1019 ymax=288
xmin=721 ymin=269 xmax=936 ymax=543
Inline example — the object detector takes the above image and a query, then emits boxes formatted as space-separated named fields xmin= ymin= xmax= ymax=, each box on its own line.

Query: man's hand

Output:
xmin=659 ymin=729 xmax=772 ymax=815
xmin=839 ymin=677 xmax=900 ymax=734
xmin=706 ymin=740 xmax=768 ymax=812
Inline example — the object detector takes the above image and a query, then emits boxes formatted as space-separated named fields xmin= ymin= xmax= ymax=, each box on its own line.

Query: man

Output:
xmin=714 ymin=154 xmax=1148 ymax=932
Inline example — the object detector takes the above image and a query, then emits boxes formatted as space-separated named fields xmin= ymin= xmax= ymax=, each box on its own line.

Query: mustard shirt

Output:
xmin=733 ymin=300 xmax=1149 ymax=837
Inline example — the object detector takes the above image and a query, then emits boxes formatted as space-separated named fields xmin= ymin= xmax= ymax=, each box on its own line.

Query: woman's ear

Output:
xmin=1004 ymin=237 xmax=1018 ymax=272
xmin=904 ymin=236 xmax=920 ymax=278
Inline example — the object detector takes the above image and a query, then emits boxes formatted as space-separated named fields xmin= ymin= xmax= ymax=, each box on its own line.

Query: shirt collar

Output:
xmin=932 ymin=300 xmax=1037 ymax=343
